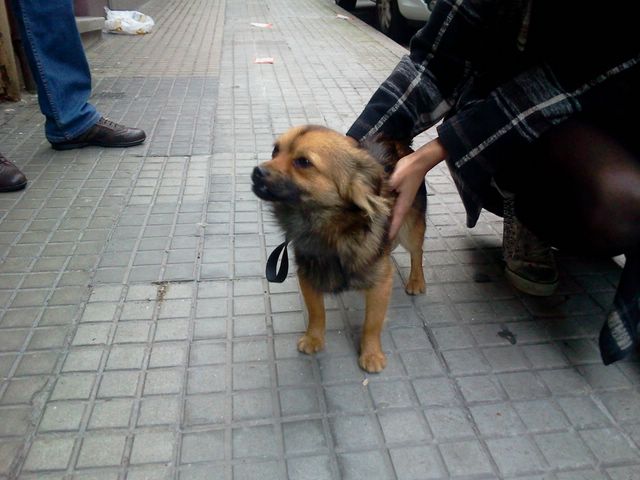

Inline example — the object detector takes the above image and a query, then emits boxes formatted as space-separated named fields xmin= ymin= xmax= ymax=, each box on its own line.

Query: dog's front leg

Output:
xmin=359 ymin=256 xmax=393 ymax=372
xmin=297 ymin=272 xmax=326 ymax=354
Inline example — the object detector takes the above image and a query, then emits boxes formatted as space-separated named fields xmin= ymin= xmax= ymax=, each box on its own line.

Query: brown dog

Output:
xmin=252 ymin=125 xmax=426 ymax=372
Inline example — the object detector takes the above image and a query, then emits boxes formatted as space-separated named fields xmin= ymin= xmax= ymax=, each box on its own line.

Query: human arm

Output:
xmin=388 ymin=137 xmax=447 ymax=239
xmin=347 ymin=0 xmax=515 ymax=142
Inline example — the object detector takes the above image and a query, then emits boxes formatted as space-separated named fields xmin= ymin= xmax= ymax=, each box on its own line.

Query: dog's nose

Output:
xmin=251 ymin=165 xmax=269 ymax=182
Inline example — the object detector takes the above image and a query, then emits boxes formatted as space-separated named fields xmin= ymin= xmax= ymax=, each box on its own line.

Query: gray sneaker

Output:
xmin=502 ymin=194 xmax=559 ymax=296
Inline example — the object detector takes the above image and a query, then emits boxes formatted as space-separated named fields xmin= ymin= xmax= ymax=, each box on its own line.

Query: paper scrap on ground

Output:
xmin=250 ymin=22 xmax=273 ymax=28
xmin=254 ymin=57 xmax=275 ymax=64
xmin=336 ymin=14 xmax=351 ymax=20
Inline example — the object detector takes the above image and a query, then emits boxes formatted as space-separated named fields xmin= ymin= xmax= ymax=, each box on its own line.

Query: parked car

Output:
xmin=335 ymin=0 xmax=433 ymax=41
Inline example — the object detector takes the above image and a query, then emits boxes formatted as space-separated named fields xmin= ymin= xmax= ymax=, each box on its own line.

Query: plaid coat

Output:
xmin=347 ymin=0 xmax=640 ymax=364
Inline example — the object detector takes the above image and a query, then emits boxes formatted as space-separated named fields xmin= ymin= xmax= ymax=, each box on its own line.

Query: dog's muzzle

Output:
xmin=251 ymin=166 xmax=275 ymax=200
xmin=251 ymin=166 xmax=300 ymax=202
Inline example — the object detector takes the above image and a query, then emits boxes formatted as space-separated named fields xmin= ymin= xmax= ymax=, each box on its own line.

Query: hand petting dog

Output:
xmin=389 ymin=138 xmax=447 ymax=240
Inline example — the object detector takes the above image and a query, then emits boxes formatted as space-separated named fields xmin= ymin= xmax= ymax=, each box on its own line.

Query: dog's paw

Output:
xmin=297 ymin=334 xmax=325 ymax=355
xmin=358 ymin=350 xmax=387 ymax=373
xmin=404 ymin=278 xmax=426 ymax=295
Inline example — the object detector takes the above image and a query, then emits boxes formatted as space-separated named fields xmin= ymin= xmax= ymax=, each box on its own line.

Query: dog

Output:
xmin=251 ymin=125 xmax=426 ymax=372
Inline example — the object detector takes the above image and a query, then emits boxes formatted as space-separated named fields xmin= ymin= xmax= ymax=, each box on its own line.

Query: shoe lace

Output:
xmin=502 ymin=193 xmax=554 ymax=265
xmin=502 ymin=194 xmax=518 ymax=259
xmin=521 ymin=228 xmax=554 ymax=264
xmin=99 ymin=117 xmax=123 ymax=130
xmin=0 ymin=153 xmax=13 ymax=166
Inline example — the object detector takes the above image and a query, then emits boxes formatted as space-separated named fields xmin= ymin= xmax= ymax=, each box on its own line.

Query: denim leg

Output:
xmin=11 ymin=0 xmax=100 ymax=142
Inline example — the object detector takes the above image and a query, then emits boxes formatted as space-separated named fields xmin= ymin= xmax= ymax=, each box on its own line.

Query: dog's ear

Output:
xmin=349 ymin=175 xmax=389 ymax=219
xmin=341 ymin=155 xmax=390 ymax=219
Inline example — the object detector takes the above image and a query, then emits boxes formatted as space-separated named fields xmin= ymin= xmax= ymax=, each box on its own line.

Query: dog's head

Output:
xmin=251 ymin=125 xmax=389 ymax=219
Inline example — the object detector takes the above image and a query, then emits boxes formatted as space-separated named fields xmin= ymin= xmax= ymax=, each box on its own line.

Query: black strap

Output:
xmin=266 ymin=240 xmax=289 ymax=283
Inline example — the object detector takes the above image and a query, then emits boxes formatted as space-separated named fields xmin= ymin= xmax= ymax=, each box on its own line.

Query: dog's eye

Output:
xmin=271 ymin=144 xmax=280 ymax=158
xmin=293 ymin=157 xmax=312 ymax=169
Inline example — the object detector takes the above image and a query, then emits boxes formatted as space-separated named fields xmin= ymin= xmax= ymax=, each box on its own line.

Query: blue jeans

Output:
xmin=11 ymin=0 xmax=100 ymax=142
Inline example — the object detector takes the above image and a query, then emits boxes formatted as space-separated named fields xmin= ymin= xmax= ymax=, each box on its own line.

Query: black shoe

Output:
xmin=0 ymin=153 xmax=27 ymax=192
xmin=50 ymin=117 xmax=146 ymax=150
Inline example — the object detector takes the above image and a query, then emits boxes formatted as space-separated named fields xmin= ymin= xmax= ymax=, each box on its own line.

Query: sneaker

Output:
xmin=50 ymin=117 xmax=146 ymax=150
xmin=0 ymin=153 xmax=27 ymax=192
xmin=502 ymin=193 xmax=559 ymax=296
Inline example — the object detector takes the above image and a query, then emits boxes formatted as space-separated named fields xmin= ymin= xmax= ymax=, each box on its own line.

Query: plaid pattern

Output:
xmin=347 ymin=0 xmax=640 ymax=364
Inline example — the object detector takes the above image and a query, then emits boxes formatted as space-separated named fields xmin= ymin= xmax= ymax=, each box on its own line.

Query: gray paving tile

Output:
xmin=106 ymin=345 xmax=146 ymax=370
xmin=130 ymin=431 xmax=176 ymax=464
xmin=50 ymin=374 xmax=95 ymax=401
xmin=337 ymin=450 xmax=393 ymax=480
xmin=138 ymin=395 xmax=181 ymax=426
xmin=287 ymin=455 xmax=334 ymax=480
xmin=439 ymin=440 xmax=493 ymax=477
xmin=187 ymin=365 xmax=226 ymax=394
xmin=99 ymin=371 xmax=140 ymax=397
xmin=279 ymin=386 xmax=321 ymax=417
xmin=538 ymin=368 xmax=591 ymax=395
xmin=369 ymin=380 xmax=415 ymax=409
xmin=599 ymin=390 xmax=640 ymax=423
xmin=608 ymin=465 xmax=640 ymax=480
xmin=283 ymin=419 xmax=328 ymax=455
xmin=232 ymin=390 xmax=273 ymax=421
xmin=486 ymin=436 xmax=546 ymax=476
xmin=39 ymin=402 xmax=86 ymax=432
xmin=62 ymin=348 xmax=103 ymax=372
xmin=23 ymin=436 xmax=75 ymax=471
xmin=389 ymin=445 xmax=445 ymax=480
xmin=232 ymin=424 xmax=278 ymax=459
xmin=0 ymin=440 xmax=21 ymax=476
xmin=470 ymin=402 xmax=526 ymax=437
xmin=88 ymin=399 xmax=134 ymax=429
xmin=323 ymin=383 xmax=370 ymax=414
xmin=330 ymin=415 xmax=380 ymax=451
xmin=535 ymin=431 xmax=594 ymax=469
xmin=425 ymin=406 xmax=474 ymax=440
xmin=513 ymin=399 xmax=570 ymax=433
xmin=189 ymin=341 xmax=226 ymax=366
xmin=16 ymin=351 xmax=59 ymax=376
xmin=557 ymin=396 xmax=612 ymax=428
xmin=442 ymin=348 xmax=491 ymax=376
xmin=184 ymin=393 xmax=227 ymax=426
xmin=498 ymin=371 xmax=549 ymax=400
xmin=379 ymin=409 xmax=430 ymax=444
xmin=579 ymin=428 xmax=640 ymax=464
xmin=181 ymin=430 xmax=225 ymax=464
xmin=76 ymin=433 xmax=127 ymax=467
xmin=400 ymin=349 xmax=444 ymax=377
xmin=149 ymin=342 xmax=188 ymax=368
xmin=0 ymin=406 xmax=33 ymax=436
xmin=276 ymin=359 xmax=315 ymax=387
xmin=233 ymin=461 xmax=282 ymax=480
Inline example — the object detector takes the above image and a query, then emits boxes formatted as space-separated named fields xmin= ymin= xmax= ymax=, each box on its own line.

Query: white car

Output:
xmin=336 ymin=0 xmax=433 ymax=40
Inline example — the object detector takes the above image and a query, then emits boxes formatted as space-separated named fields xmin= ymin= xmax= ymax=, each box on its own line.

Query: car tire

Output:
xmin=376 ymin=0 xmax=407 ymax=41
xmin=335 ymin=0 xmax=357 ymax=11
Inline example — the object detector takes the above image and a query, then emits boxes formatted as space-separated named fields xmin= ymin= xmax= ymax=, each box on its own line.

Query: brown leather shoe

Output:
xmin=0 ymin=153 xmax=27 ymax=192
xmin=50 ymin=117 xmax=146 ymax=150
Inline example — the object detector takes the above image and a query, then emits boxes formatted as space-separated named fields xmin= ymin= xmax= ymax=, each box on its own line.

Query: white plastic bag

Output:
xmin=104 ymin=7 xmax=154 ymax=35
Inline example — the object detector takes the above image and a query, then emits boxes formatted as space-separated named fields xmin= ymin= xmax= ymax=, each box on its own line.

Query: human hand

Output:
xmin=388 ymin=138 xmax=447 ymax=239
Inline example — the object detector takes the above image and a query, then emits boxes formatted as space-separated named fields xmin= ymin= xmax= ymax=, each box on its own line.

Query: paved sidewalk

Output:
xmin=1 ymin=0 xmax=639 ymax=478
